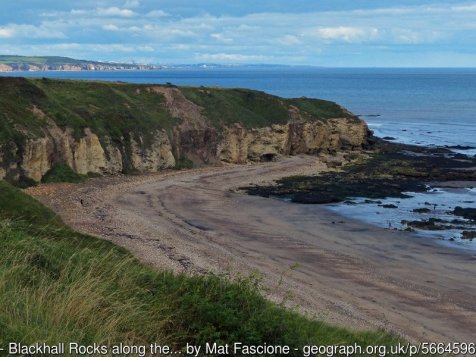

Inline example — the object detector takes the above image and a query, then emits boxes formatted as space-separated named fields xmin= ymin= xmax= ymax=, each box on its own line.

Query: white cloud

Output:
xmin=40 ymin=43 xmax=153 ymax=53
xmin=3 ymin=1 xmax=476 ymax=66
xmin=70 ymin=9 xmax=87 ymax=16
xmin=210 ymin=33 xmax=233 ymax=43
xmin=124 ymin=0 xmax=140 ymax=8
xmin=451 ymin=4 xmax=476 ymax=12
xmin=307 ymin=26 xmax=380 ymax=42
xmin=143 ymin=24 xmax=197 ymax=38
xmin=146 ymin=10 xmax=169 ymax=18
xmin=195 ymin=53 xmax=268 ymax=62
xmin=0 ymin=28 xmax=14 ymax=38
xmin=96 ymin=7 xmax=137 ymax=17
xmin=0 ymin=24 xmax=65 ymax=39
xmin=278 ymin=35 xmax=301 ymax=45
xmin=391 ymin=28 xmax=442 ymax=44
xmin=102 ymin=24 xmax=120 ymax=31
xmin=137 ymin=45 xmax=154 ymax=52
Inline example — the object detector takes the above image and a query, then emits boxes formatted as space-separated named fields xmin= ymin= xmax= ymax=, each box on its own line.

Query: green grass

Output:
xmin=180 ymin=87 xmax=291 ymax=128
xmin=180 ymin=87 xmax=351 ymax=129
xmin=0 ymin=180 xmax=409 ymax=354
xmin=175 ymin=157 xmax=194 ymax=170
xmin=0 ymin=77 xmax=177 ymax=145
xmin=41 ymin=163 xmax=86 ymax=184
xmin=0 ymin=77 xmax=352 ymax=146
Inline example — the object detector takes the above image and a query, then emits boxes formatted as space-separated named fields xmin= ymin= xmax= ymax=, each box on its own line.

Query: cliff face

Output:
xmin=218 ymin=119 xmax=368 ymax=163
xmin=0 ymin=122 xmax=176 ymax=182
xmin=0 ymin=78 xmax=370 ymax=183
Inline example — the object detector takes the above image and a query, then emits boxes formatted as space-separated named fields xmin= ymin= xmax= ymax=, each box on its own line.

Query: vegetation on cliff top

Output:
xmin=0 ymin=180 xmax=405 ymax=353
xmin=41 ymin=163 xmax=87 ymax=184
xmin=0 ymin=77 xmax=177 ymax=144
xmin=180 ymin=87 xmax=350 ymax=128
xmin=0 ymin=76 xmax=353 ymax=146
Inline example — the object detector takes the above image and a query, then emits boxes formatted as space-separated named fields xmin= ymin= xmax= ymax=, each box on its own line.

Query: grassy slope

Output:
xmin=0 ymin=77 xmax=177 ymax=145
xmin=180 ymin=86 xmax=351 ymax=128
xmin=0 ymin=180 xmax=404 ymax=353
xmin=0 ymin=77 xmax=352 ymax=146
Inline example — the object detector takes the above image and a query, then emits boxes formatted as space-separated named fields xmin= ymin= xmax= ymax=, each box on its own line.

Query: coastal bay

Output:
xmin=27 ymin=154 xmax=476 ymax=343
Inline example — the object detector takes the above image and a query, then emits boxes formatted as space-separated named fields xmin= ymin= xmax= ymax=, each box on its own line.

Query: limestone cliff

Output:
xmin=0 ymin=78 xmax=371 ymax=183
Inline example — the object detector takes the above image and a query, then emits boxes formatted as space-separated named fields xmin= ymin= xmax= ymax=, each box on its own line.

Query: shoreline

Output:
xmin=26 ymin=154 xmax=476 ymax=343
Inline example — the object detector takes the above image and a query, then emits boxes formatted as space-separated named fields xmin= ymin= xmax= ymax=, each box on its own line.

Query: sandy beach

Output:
xmin=26 ymin=155 xmax=476 ymax=343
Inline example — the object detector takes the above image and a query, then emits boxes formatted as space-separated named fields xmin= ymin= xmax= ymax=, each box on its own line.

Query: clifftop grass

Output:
xmin=0 ymin=77 xmax=177 ymax=145
xmin=0 ymin=180 xmax=406 ymax=354
xmin=181 ymin=87 xmax=352 ymax=128
xmin=0 ymin=77 xmax=353 ymax=146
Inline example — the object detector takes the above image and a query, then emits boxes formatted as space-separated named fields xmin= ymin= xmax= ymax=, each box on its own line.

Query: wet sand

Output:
xmin=27 ymin=155 xmax=476 ymax=343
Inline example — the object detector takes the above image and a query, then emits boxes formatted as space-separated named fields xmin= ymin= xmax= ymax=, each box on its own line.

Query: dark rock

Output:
xmin=453 ymin=153 xmax=470 ymax=160
xmin=364 ymin=199 xmax=382 ymax=204
xmin=405 ymin=219 xmax=447 ymax=230
xmin=243 ymin=140 xmax=476 ymax=206
xmin=382 ymin=136 xmax=396 ymax=141
xmin=381 ymin=204 xmax=398 ymax=209
xmin=461 ymin=231 xmax=476 ymax=240
xmin=291 ymin=192 xmax=340 ymax=204
xmin=413 ymin=208 xmax=431 ymax=213
xmin=453 ymin=207 xmax=476 ymax=220
xmin=450 ymin=219 xmax=472 ymax=225
xmin=445 ymin=145 xmax=476 ymax=150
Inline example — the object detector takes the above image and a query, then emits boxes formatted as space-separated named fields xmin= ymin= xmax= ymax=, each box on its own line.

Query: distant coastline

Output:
xmin=0 ymin=55 xmax=307 ymax=73
xmin=0 ymin=55 xmax=158 ymax=73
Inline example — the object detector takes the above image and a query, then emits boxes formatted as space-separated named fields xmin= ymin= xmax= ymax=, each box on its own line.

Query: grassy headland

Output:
xmin=0 ymin=180 xmax=405 ymax=353
xmin=0 ymin=55 xmax=97 ymax=67
xmin=0 ymin=55 xmax=153 ymax=70
xmin=0 ymin=76 xmax=360 ymax=186
xmin=0 ymin=77 xmax=352 ymax=145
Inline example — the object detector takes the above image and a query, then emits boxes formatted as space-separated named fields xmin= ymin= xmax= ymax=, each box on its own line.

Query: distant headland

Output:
xmin=0 ymin=55 xmax=158 ymax=72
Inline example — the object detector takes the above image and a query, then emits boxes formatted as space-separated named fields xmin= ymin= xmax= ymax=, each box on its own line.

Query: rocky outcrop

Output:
xmin=0 ymin=121 xmax=177 ymax=182
xmin=217 ymin=116 xmax=368 ymax=163
xmin=129 ymin=131 xmax=176 ymax=172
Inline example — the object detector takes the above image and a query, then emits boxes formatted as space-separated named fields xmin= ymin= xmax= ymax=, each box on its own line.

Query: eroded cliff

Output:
xmin=0 ymin=77 xmax=371 ymax=184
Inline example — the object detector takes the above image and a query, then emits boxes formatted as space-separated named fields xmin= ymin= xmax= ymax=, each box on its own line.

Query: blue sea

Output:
xmin=3 ymin=67 xmax=476 ymax=248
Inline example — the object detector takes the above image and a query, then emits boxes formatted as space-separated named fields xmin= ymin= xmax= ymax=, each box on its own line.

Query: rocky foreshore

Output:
xmin=243 ymin=139 xmax=476 ymax=242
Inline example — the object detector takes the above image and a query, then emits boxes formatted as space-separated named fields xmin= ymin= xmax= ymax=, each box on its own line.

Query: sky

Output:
xmin=1 ymin=1 xmax=476 ymax=67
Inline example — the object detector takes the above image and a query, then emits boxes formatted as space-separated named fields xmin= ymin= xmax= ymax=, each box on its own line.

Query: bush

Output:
xmin=41 ymin=163 xmax=86 ymax=183
xmin=175 ymin=157 xmax=194 ymax=170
